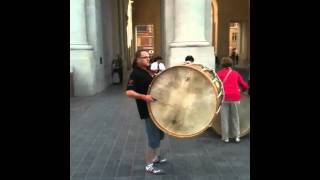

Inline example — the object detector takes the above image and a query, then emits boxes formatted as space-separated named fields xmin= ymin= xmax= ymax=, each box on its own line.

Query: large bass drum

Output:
xmin=147 ymin=63 xmax=223 ymax=138
xmin=211 ymin=93 xmax=250 ymax=137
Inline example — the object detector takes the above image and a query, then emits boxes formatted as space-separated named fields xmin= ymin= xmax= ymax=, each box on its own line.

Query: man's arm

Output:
xmin=126 ymin=90 xmax=154 ymax=102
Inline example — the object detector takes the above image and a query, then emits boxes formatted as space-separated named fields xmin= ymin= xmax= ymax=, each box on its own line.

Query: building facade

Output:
xmin=70 ymin=0 xmax=250 ymax=96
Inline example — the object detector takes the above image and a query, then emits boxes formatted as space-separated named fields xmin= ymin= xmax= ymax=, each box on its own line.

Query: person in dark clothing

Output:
xmin=126 ymin=50 xmax=167 ymax=175
xmin=111 ymin=54 xmax=123 ymax=83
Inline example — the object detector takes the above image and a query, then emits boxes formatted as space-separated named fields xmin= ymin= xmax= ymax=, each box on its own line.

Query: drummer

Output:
xmin=126 ymin=50 xmax=167 ymax=175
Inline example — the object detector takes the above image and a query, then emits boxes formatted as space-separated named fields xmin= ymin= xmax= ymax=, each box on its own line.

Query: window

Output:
xmin=232 ymin=33 xmax=237 ymax=41
xmin=228 ymin=22 xmax=241 ymax=56
xmin=135 ymin=25 xmax=154 ymax=56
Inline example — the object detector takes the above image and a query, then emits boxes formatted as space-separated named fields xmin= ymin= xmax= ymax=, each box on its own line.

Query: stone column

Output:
xmin=70 ymin=0 xmax=95 ymax=96
xmin=240 ymin=20 xmax=250 ymax=67
xmin=170 ymin=0 xmax=208 ymax=47
xmin=70 ymin=0 xmax=92 ymax=49
xmin=166 ymin=0 xmax=216 ymax=69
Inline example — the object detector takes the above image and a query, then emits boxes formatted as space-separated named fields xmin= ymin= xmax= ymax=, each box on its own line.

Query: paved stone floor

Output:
xmin=70 ymin=85 xmax=250 ymax=180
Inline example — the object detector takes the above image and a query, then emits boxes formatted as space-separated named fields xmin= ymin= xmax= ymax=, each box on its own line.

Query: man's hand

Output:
xmin=126 ymin=90 xmax=155 ymax=102
xmin=142 ymin=95 xmax=154 ymax=102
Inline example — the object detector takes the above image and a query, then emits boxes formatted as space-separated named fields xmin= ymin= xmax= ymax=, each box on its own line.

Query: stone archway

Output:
xmin=214 ymin=0 xmax=250 ymax=67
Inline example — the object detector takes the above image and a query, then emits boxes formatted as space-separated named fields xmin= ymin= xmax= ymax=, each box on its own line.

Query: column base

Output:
xmin=70 ymin=49 xmax=96 ymax=96
xmin=168 ymin=46 xmax=216 ymax=70
xmin=70 ymin=44 xmax=93 ymax=50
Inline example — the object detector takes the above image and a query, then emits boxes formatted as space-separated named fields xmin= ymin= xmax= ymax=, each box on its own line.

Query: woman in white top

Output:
xmin=150 ymin=56 xmax=166 ymax=74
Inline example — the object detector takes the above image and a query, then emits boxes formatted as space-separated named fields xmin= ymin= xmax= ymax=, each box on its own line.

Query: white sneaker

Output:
xmin=222 ymin=139 xmax=229 ymax=143
xmin=145 ymin=164 xmax=165 ymax=175
xmin=235 ymin=137 xmax=240 ymax=142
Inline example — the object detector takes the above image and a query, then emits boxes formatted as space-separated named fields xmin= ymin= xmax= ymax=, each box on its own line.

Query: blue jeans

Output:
xmin=143 ymin=118 xmax=164 ymax=149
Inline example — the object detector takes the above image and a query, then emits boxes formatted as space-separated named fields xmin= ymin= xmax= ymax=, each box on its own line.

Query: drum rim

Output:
xmin=211 ymin=93 xmax=250 ymax=138
xmin=147 ymin=65 xmax=221 ymax=138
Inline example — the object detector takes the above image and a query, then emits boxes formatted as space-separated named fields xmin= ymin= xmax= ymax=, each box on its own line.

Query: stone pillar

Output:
xmin=167 ymin=0 xmax=215 ymax=69
xmin=240 ymin=20 xmax=250 ymax=67
xmin=70 ymin=0 xmax=96 ymax=96
xmin=70 ymin=0 xmax=92 ymax=48
xmin=217 ymin=18 xmax=229 ymax=60
xmin=171 ymin=0 xmax=208 ymax=46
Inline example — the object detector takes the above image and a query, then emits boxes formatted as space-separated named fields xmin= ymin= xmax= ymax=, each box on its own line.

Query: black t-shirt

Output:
xmin=126 ymin=67 xmax=153 ymax=119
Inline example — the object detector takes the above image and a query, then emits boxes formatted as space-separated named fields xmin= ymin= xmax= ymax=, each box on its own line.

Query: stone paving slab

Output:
xmin=70 ymin=85 xmax=250 ymax=180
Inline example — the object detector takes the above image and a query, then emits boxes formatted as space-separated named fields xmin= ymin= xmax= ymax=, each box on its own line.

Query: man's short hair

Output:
xmin=185 ymin=55 xmax=194 ymax=62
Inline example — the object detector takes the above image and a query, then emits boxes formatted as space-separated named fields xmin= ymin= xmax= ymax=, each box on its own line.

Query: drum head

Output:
xmin=147 ymin=65 xmax=219 ymax=138
xmin=211 ymin=93 xmax=250 ymax=137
